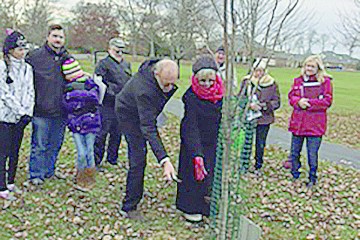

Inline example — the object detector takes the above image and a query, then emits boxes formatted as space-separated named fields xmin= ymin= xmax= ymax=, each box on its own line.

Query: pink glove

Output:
xmin=193 ymin=157 xmax=208 ymax=181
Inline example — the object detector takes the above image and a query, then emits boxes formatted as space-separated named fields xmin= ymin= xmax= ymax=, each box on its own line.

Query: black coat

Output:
xmin=94 ymin=55 xmax=132 ymax=109
xmin=26 ymin=44 xmax=69 ymax=117
xmin=115 ymin=59 xmax=177 ymax=163
xmin=176 ymin=88 xmax=222 ymax=216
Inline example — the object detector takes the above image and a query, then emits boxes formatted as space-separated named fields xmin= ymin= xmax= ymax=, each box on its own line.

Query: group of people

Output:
xmin=0 ymin=24 xmax=333 ymax=223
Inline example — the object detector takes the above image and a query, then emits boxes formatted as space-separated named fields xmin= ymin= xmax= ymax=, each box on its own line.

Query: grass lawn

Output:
xmin=80 ymin=56 xmax=360 ymax=148
xmin=0 ymin=116 xmax=359 ymax=239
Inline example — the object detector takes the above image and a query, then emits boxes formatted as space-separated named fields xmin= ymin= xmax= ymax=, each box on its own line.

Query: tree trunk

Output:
xmin=131 ymin=36 xmax=137 ymax=62
xmin=150 ymin=39 xmax=155 ymax=57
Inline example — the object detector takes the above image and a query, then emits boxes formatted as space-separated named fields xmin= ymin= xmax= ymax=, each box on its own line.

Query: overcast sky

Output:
xmin=51 ymin=0 xmax=360 ymax=58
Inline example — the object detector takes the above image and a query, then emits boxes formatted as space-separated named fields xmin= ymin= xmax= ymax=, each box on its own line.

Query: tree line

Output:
xmin=1 ymin=0 xmax=359 ymax=59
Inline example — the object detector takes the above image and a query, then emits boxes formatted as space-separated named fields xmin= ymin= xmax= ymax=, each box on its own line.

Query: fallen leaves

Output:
xmin=0 ymin=116 xmax=358 ymax=239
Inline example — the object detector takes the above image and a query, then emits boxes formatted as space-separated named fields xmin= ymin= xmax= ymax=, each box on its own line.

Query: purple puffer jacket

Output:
xmin=63 ymin=78 xmax=101 ymax=134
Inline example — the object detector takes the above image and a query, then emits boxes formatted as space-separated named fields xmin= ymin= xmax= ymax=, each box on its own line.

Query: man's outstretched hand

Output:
xmin=163 ymin=161 xmax=180 ymax=183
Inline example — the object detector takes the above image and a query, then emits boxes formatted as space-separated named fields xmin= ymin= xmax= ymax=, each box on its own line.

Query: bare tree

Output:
xmin=319 ymin=33 xmax=328 ymax=52
xmin=118 ymin=0 xmax=164 ymax=57
xmin=21 ymin=0 xmax=52 ymax=45
xmin=226 ymin=0 xmax=304 ymax=68
xmin=67 ymin=0 xmax=120 ymax=52
xmin=304 ymin=30 xmax=318 ymax=54
xmin=0 ymin=0 xmax=23 ymax=41
xmin=336 ymin=7 xmax=360 ymax=56
xmin=117 ymin=0 xmax=142 ymax=59
xmin=330 ymin=40 xmax=338 ymax=52
xmin=206 ymin=1 xmax=305 ymax=239
xmin=162 ymin=0 xmax=219 ymax=63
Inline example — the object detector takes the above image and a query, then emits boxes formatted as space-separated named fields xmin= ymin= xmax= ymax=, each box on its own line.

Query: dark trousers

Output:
xmin=290 ymin=135 xmax=322 ymax=183
xmin=254 ymin=124 xmax=270 ymax=169
xmin=94 ymin=110 xmax=122 ymax=165
xmin=0 ymin=121 xmax=28 ymax=191
xmin=121 ymin=132 xmax=147 ymax=212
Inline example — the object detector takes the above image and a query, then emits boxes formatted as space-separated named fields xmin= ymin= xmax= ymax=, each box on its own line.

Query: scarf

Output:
xmin=249 ymin=74 xmax=274 ymax=87
xmin=191 ymin=74 xmax=224 ymax=103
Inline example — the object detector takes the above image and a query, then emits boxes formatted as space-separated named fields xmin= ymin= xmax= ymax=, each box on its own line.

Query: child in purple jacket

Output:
xmin=62 ymin=58 xmax=101 ymax=191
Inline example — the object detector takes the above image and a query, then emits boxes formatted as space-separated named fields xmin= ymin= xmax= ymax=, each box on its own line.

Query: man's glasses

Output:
xmin=113 ymin=48 xmax=124 ymax=54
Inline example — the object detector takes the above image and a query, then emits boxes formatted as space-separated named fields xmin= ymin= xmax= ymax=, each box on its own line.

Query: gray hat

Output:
xmin=192 ymin=55 xmax=218 ymax=74
xmin=109 ymin=38 xmax=125 ymax=48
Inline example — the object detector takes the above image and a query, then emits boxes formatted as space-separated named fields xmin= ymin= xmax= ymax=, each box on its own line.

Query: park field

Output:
xmin=80 ymin=57 xmax=360 ymax=113
xmin=0 ymin=57 xmax=359 ymax=239
xmin=80 ymin=57 xmax=360 ymax=148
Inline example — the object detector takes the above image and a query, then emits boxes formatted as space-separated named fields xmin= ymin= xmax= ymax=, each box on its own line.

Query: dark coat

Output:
xmin=26 ymin=44 xmax=69 ymax=117
xmin=115 ymin=59 xmax=177 ymax=162
xmin=176 ymin=88 xmax=222 ymax=216
xmin=94 ymin=55 xmax=132 ymax=109
xmin=240 ymin=76 xmax=280 ymax=125
xmin=63 ymin=78 xmax=101 ymax=134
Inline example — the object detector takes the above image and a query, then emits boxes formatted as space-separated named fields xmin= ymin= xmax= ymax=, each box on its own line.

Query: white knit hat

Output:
xmin=253 ymin=58 xmax=267 ymax=70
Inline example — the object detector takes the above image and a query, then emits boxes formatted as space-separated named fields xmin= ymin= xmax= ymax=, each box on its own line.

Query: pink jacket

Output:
xmin=288 ymin=75 xmax=333 ymax=136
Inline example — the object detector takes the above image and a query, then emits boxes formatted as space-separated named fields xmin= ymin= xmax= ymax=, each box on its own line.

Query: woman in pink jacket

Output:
xmin=288 ymin=55 xmax=333 ymax=189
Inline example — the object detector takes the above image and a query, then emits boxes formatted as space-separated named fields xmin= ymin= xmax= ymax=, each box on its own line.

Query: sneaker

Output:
xmin=124 ymin=210 xmax=144 ymax=220
xmin=7 ymin=184 xmax=22 ymax=194
xmin=0 ymin=190 xmax=16 ymax=201
xmin=183 ymin=213 xmax=203 ymax=222
xmin=30 ymin=178 xmax=44 ymax=186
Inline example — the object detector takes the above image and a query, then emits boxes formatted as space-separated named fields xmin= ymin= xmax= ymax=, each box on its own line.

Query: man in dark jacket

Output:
xmin=26 ymin=24 xmax=69 ymax=185
xmin=115 ymin=59 xmax=179 ymax=220
xmin=94 ymin=38 xmax=132 ymax=169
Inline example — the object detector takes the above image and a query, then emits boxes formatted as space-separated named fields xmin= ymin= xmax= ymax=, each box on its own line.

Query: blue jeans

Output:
xmin=290 ymin=135 xmax=322 ymax=183
xmin=73 ymin=133 xmax=96 ymax=170
xmin=29 ymin=117 xmax=66 ymax=180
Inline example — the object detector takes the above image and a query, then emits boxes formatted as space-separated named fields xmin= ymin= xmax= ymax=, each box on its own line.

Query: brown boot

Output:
xmin=75 ymin=170 xmax=89 ymax=192
xmin=84 ymin=168 xmax=96 ymax=189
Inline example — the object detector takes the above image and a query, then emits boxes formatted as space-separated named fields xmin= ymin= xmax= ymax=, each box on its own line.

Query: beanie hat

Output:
xmin=192 ymin=55 xmax=218 ymax=74
xmin=3 ymin=30 xmax=27 ymax=55
xmin=252 ymin=58 xmax=267 ymax=70
xmin=216 ymin=46 xmax=225 ymax=53
xmin=109 ymin=38 xmax=125 ymax=48
xmin=62 ymin=58 xmax=87 ymax=82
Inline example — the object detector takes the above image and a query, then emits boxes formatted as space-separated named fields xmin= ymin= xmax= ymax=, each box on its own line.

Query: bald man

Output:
xmin=115 ymin=59 xmax=179 ymax=219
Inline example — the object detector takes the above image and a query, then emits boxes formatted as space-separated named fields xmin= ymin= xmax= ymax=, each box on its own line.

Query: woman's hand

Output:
xmin=193 ymin=157 xmax=208 ymax=181
xmin=298 ymin=98 xmax=310 ymax=109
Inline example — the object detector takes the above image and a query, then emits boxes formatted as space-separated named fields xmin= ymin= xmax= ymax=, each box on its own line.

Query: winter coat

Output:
xmin=0 ymin=57 xmax=35 ymax=123
xmin=26 ymin=44 xmax=69 ymax=117
xmin=115 ymin=59 xmax=177 ymax=163
xmin=240 ymin=74 xmax=280 ymax=125
xmin=176 ymin=88 xmax=222 ymax=216
xmin=94 ymin=55 xmax=132 ymax=109
xmin=288 ymin=75 xmax=333 ymax=136
xmin=63 ymin=78 xmax=101 ymax=134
